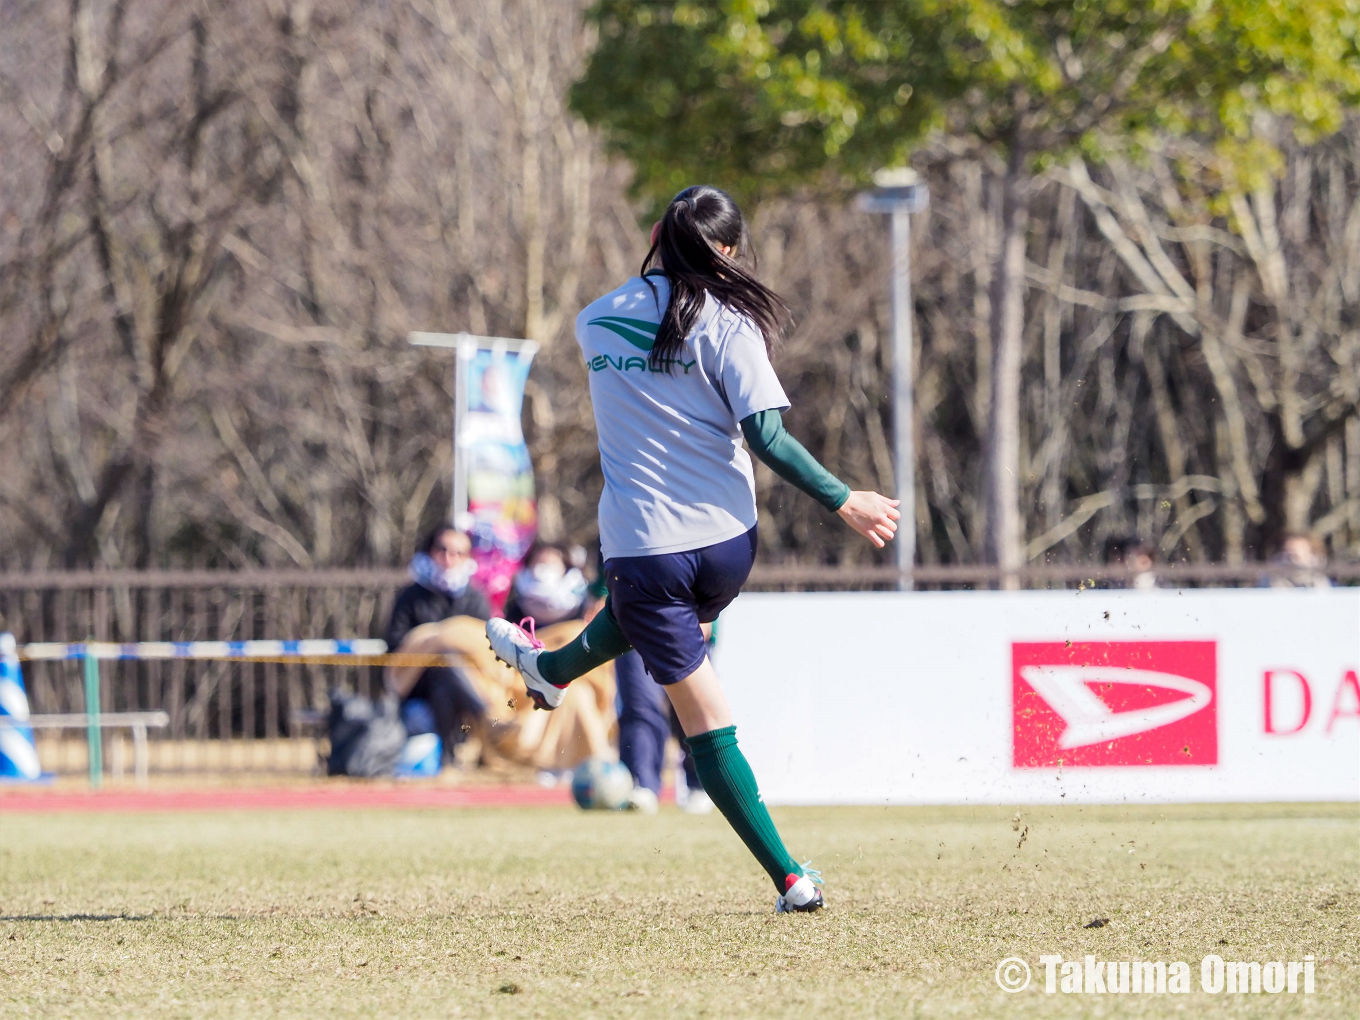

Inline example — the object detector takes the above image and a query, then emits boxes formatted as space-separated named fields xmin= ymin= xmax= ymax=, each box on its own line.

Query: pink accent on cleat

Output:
xmin=776 ymin=869 xmax=825 ymax=913
xmin=517 ymin=617 xmax=546 ymax=651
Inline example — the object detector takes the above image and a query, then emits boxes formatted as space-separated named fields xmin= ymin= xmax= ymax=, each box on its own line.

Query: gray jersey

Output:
xmin=576 ymin=274 xmax=789 ymax=560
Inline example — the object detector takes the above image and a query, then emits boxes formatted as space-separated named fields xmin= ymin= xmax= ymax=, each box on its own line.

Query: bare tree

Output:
xmin=1 ymin=1 xmax=1356 ymax=580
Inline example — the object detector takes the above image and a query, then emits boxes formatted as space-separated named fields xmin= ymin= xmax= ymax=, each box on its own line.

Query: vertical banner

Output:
xmin=460 ymin=345 xmax=538 ymax=611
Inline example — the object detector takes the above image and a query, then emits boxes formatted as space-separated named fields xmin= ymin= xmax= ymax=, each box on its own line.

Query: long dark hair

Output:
xmin=642 ymin=185 xmax=790 ymax=371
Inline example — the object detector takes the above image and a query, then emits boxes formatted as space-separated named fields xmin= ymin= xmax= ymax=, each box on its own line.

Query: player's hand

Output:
xmin=836 ymin=491 xmax=901 ymax=548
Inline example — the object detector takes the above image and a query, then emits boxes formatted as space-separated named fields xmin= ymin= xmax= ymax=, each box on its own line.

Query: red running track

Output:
xmin=0 ymin=784 xmax=573 ymax=813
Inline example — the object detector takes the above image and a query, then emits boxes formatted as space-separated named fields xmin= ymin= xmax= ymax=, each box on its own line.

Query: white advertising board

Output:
xmin=714 ymin=589 xmax=1360 ymax=805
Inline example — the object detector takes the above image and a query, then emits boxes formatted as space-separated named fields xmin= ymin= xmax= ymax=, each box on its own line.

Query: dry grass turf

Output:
xmin=0 ymin=802 xmax=1356 ymax=1018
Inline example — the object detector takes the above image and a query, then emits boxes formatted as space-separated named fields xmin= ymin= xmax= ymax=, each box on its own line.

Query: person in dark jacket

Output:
xmin=386 ymin=525 xmax=492 ymax=761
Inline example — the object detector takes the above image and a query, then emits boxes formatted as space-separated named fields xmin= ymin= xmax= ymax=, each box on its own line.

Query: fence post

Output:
xmin=83 ymin=642 xmax=102 ymax=788
xmin=132 ymin=723 xmax=148 ymax=787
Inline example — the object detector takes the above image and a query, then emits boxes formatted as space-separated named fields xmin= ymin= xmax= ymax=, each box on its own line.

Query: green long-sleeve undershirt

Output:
xmin=538 ymin=410 xmax=847 ymax=688
xmin=740 ymin=409 xmax=851 ymax=512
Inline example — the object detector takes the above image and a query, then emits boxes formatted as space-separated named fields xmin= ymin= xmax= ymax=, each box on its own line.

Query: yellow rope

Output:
xmin=17 ymin=653 xmax=491 ymax=668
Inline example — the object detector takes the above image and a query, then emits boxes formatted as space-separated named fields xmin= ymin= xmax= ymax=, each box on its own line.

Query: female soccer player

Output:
xmin=488 ymin=185 xmax=899 ymax=913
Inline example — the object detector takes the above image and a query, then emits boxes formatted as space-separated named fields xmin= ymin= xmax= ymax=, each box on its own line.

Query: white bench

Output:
xmin=0 ymin=712 xmax=169 ymax=785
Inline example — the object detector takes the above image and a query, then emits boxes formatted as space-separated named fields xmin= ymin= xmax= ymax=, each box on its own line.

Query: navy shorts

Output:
xmin=605 ymin=527 xmax=757 ymax=685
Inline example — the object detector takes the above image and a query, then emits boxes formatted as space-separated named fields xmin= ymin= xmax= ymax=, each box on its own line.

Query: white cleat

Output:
xmin=775 ymin=866 xmax=825 ymax=914
xmin=627 ymin=786 xmax=659 ymax=815
xmin=680 ymin=789 xmax=714 ymax=815
xmin=486 ymin=617 xmax=566 ymax=710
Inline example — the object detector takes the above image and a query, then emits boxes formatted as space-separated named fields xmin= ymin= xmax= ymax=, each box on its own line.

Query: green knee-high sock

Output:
xmin=537 ymin=602 xmax=633 ymax=685
xmin=685 ymin=725 xmax=801 ymax=892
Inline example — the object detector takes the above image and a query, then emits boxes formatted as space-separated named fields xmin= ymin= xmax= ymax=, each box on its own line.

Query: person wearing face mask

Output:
xmin=502 ymin=543 xmax=590 ymax=626
xmin=385 ymin=525 xmax=493 ymax=761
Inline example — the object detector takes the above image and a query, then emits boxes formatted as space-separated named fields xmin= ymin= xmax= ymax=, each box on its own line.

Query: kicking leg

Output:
xmin=539 ymin=602 xmax=633 ymax=684
xmin=486 ymin=601 xmax=633 ymax=710
xmin=664 ymin=658 xmax=823 ymax=912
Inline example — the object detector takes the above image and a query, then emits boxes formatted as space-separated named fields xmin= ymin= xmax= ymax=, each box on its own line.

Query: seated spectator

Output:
xmin=1101 ymin=536 xmax=1158 ymax=590
xmin=1265 ymin=532 xmax=1332 ymax=588
xmin=385 ymin=533 xmax=616 ymax=776
xmin=386 ymin=525 xmax=492 ymax=762
xmin=392 ymin=613 xmax=617 ymax=774
xmin=502 ymin=542 xmax=589 ymax=626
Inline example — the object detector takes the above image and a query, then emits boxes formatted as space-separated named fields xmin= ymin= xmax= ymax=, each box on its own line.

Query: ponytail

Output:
xmin=641 ymin=186 xmax=789 ymax=371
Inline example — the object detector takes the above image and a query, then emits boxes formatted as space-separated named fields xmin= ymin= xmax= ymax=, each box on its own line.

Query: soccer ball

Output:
xmin=571 ymin=757 xmax=634 ymax=810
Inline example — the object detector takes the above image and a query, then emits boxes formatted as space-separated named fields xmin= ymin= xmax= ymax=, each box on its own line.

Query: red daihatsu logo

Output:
xmin=1013 ymin=641 xmax=1218 ymax=767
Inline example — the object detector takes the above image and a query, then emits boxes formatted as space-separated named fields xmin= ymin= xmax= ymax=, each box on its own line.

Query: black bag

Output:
xmin=326 ymin=690 xmax=407 ymax=777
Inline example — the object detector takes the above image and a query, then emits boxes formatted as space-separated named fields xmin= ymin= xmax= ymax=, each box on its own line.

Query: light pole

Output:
xmin=857 ymin=168 xmax=928 ymax=588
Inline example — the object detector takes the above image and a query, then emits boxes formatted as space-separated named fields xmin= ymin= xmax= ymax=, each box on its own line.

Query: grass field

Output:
xmin=1 ymin=802 xmax=1356 ymax=1018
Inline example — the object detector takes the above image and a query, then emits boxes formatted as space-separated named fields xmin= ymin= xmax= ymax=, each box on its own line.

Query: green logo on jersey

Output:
xmin=587 ymin=354 xmax=696 ymax=375
xmin=587 ymin=316 xmax=658 ymax=351
xmin=585 ymin=315 xmax=695 ymax=374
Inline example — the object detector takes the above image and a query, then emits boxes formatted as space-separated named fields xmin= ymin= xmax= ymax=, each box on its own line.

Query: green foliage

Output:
xmin=573 ymin=0 xmax=1360 ymax=209
xmin=572 ymin=0 xmax=952 ymax=212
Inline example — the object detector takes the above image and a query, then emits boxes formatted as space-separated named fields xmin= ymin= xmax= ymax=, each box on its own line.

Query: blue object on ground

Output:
xmin=0 ymin=633 xmax=42 ymax=781
xmin=394 ymin=733 xmax=442 ymax=777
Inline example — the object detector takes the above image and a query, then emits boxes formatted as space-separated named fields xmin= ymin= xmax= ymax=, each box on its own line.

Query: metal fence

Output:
xmin=1 ymin=564 xmax=1355 ymax=774
xmin=743 ymin=561 xmax=1360 ymax=589
xmin=1 ymin=571 xmax=404 ymax=751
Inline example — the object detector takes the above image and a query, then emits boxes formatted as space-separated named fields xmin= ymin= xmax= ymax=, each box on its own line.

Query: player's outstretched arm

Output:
xmin=740 ymin=409 xmax=900 ymax=546
xmin=836 ymin=490 xmax=900 ymax=548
